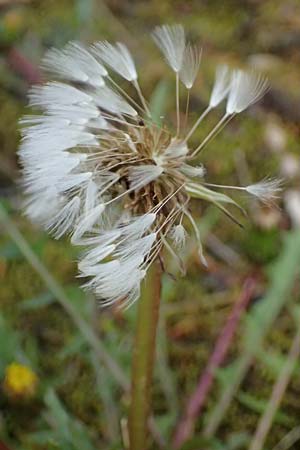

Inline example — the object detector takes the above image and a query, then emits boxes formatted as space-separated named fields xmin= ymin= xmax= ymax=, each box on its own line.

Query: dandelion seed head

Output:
xmin=18 ymin=25 xmax=277 ymax=307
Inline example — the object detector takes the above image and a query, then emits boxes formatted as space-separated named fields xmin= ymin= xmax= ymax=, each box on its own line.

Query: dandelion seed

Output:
xmin=226 ymin=69 xmax=269 ymax=114
xmin=92 ymin=86 xmax=137 ymax=117
xmin=245 ymin=178 xmax=282 ymax=203
xmin=42 ymin=41 xmax=107 ymax=87
xmin=152 ymin=24 xmax=185 ymax=73
xmin=19 ymin=24 xmax=278 ymax=307
xmin=180 ymin=164 xmax=206 ymax=178
xmin=179 ymin=44 xmax=202 ymax=89
xmin=170 ymin=224 xmax=187 ymax=249
xmin=209 ymin=65 xmax=231 ymax=108
xmin=93 ymin=41 xmax=137 ymax=81
xmin=128 ymin=165 xmax=164 ymax=190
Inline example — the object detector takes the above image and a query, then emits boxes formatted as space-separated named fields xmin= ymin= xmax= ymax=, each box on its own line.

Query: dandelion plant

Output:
xmin=18 ymin=24 xmax=280 ymax=450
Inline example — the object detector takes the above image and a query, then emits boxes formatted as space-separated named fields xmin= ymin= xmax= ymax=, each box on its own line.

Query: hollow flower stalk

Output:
xmin=19 ymin=24 xmax=280 ymax=307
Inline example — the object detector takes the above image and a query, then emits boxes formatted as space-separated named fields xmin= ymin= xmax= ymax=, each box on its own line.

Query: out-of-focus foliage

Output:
xmin=1 ymin=1 xmax=300 ymax=449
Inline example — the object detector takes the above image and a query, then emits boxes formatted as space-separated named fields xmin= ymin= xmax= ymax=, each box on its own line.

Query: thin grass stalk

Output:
xmin=129 ymin=260 xmax=162 ymax=450
xmin=173 ymin=277 xmax=256 ymax=448
xmin=272 ymin=426 xmax=300 ymax=450
xmin=249 ymin=325 xmax=300 ymax=450
xmin=203 ymin=354 xmax=251 ymax=437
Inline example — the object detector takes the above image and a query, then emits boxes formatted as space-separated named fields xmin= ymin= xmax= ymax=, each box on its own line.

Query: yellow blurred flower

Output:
xmin=3 ymin=9 xmax=25 ymax=32
xmin=3 ymin=362 xmax=38 ymax=398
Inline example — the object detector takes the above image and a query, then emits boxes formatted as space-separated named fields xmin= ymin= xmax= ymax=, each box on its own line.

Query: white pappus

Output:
xmin=19 ymin=24 xmax=280 ymax=307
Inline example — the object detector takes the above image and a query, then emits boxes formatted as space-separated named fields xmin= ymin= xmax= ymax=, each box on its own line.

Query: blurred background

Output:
xmin=0 ymin=1 xmax=300 ymax=449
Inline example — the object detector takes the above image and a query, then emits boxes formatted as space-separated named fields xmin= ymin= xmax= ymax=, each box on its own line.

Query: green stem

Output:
xmin=129 ymin=260 xmax=162 ymax=450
